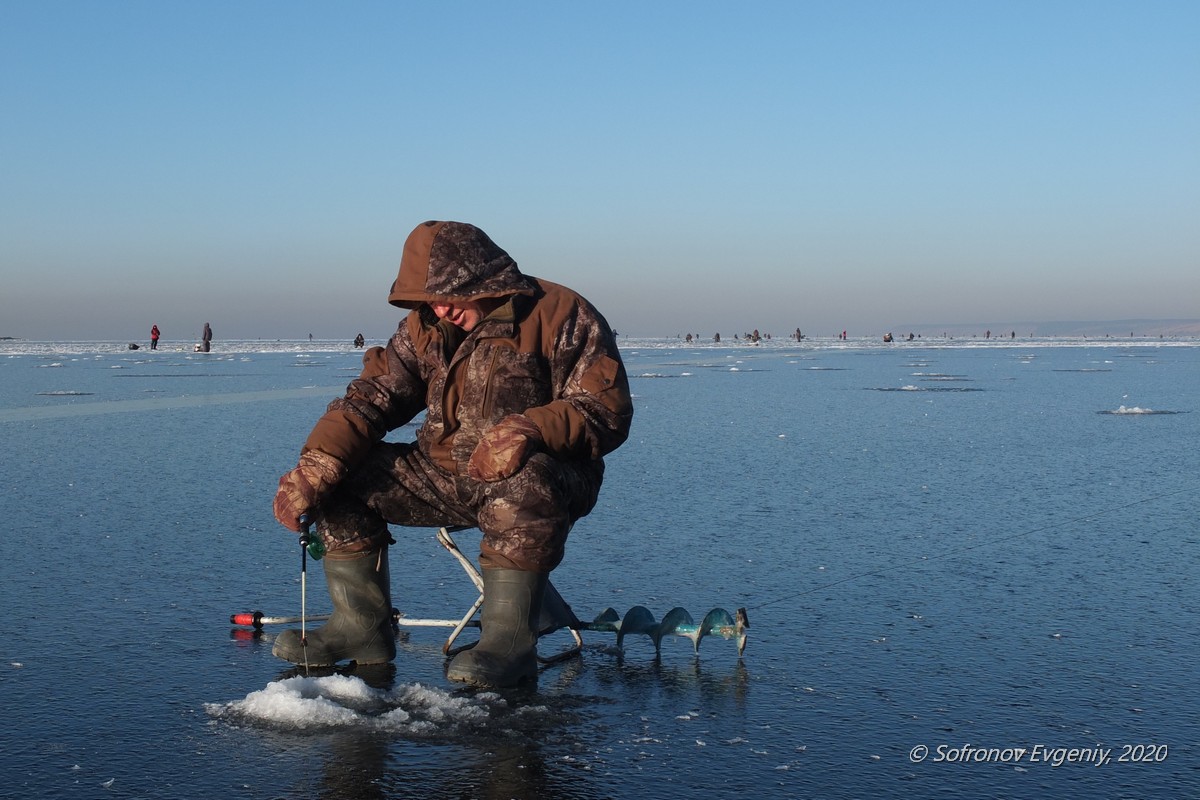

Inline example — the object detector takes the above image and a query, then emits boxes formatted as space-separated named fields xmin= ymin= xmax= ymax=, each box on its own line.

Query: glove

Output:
xmin=273 ymin=450 xmax=348 ymax=532
xmin=467 ymin=414 xmax=543 ymax=482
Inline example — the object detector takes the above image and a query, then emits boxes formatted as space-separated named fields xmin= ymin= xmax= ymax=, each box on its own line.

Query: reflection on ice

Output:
xmin=0 ymin=385 xmax=343 ymax=422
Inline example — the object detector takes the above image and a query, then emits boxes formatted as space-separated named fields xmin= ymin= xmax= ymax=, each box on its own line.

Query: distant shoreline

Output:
xmin=887 ymin=319 xmax=1200 ymax=339
xmin=4 ymin=318 xmax=1200 ymax=344
xmin=3 ymin=335 xmax=1199 ymax=359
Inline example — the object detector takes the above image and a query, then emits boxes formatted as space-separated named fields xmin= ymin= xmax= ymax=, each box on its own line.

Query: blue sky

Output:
xmin=3 ymin=1 xmax=1197 ymax=341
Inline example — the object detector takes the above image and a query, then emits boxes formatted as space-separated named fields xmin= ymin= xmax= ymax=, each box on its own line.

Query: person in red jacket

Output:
xmin=272 ymin=220 xmax=633 ymax=687
xmin=150 ymin=324 xmax=160 ymax=350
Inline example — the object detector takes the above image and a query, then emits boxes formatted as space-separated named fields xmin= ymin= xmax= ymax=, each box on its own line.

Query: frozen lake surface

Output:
xmin=2 ymin=336 xmax=1196 ymax=799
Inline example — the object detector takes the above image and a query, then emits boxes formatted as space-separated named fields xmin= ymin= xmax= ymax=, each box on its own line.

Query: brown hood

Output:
xmin=387 ymin=221 xmax=538 ymax=309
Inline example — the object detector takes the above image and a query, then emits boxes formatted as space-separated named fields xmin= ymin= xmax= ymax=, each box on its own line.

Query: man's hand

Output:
xmin=468 ymin=414 xmax=543 ymax=482
xmin=273 ymin=450 xmax=348 ymax=531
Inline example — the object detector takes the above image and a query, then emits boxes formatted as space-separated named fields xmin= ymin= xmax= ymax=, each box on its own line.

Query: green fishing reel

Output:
xmin=303 ymin=535 xmax=325 ymax=560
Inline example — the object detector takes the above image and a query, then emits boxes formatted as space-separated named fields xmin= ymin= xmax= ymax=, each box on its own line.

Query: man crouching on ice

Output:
xmin=272 ymin=220 xmax=633 ymax=688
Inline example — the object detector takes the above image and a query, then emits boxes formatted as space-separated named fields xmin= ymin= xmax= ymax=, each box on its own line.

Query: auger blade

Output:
xmin=658 ymin=607 xmax=697 ymax=653
xmin=577 ymin=605 xmax=749 ymax=656
xmin=696 ymin=607 xmax=736 ymax=652
xmin=616 ymin=605 xmax=658 ymax=651
xmin=588 ymin=608 xmax=622 ymax=633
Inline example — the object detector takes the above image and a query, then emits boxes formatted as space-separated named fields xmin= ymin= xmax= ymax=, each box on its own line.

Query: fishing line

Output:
xmin=300 ymin=520 xmax=310 ymax=675
xmin=745 ymin=485 xmax=1194 ymax=613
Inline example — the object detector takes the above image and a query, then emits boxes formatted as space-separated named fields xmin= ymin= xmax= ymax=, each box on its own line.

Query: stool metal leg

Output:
xmin=437 ymin=526 xmax=485 ymax=655
xmin=437 ymin=526 xmax=484 ymax=592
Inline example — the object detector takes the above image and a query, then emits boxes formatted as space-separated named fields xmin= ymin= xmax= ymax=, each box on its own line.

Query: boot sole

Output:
xmin=272 ymin=631 xmax=395 ymax=667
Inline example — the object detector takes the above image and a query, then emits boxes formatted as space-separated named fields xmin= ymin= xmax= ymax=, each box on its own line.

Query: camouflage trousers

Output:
xmin=315 ymin=441 xmax=604 ymax=573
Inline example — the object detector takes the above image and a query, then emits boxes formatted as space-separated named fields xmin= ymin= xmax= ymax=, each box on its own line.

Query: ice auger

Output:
xmin=232 ymin=526 xmax=748 ymax=661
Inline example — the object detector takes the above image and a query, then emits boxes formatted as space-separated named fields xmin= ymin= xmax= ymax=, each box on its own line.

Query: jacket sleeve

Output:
xmin=301 ymin=324 xmax=428 ymax=468
xmin=523 ymin=299 xmax=633 ymax=461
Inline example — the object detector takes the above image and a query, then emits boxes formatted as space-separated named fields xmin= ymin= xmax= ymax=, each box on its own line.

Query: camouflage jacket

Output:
xmin=302 ymin=221 xmax=633 ymax=476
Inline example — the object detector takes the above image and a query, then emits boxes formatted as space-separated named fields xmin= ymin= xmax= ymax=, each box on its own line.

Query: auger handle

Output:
xmin=230 ymin=611 xmax=265 ymax=628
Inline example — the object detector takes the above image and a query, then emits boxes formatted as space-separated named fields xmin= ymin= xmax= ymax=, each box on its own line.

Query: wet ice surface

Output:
xmin=2 ymin=338 xmax=1198 ymax=798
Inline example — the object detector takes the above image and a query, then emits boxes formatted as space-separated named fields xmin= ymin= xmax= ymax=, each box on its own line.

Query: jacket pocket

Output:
xmin=478 ymin=349 xmax=550 ymax=423
xmin=579 ymin=353 xmax=622 ymax=396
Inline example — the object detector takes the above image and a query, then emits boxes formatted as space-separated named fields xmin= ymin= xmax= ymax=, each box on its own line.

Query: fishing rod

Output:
xmin=296 ymin=514 xmax=326 ymax=674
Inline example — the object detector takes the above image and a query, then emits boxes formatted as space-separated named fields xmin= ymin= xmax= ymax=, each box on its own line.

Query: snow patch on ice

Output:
xmin=205 ymin=674 xmax=530 ymax=736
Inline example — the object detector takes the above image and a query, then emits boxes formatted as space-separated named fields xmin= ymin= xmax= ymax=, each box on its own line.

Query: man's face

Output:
xmin=429 ymin=299 xmax=495 ymax=332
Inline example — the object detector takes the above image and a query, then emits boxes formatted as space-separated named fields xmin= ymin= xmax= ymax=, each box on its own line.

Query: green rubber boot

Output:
xmin=273 ymin=547 xmax=396 ymax=666
xmin=446 ymin=568 xmax=546 ymax=688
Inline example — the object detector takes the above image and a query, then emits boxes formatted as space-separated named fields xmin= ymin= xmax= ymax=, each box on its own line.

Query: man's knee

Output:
xmin=475 ymin=454 xmax=602 ymax=571
xmin=315 ymin=490 xmax=391 ymax=555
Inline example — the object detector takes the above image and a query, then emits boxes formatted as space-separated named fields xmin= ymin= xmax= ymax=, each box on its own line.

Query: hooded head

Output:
xmin=387 ymin=221 xmax=538 ymax=309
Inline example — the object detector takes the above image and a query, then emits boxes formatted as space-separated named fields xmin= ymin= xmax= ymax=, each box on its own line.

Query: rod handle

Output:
xmin=298 ymin=514 xmax=325 ymax=560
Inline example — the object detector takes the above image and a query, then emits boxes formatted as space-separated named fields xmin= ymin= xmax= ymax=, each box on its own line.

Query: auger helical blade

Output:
xmin=696 ymin=607 xmax=736 ymax=653
xmin=658 ymin=607 xmax=697 ymax=653
xmin=616 ymin=606 xmax=658 ymax=651
xmin=588 ymin=608 xmax=622 ymax=634
xmin=576 ymin=605 xmax=750 ymax=656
